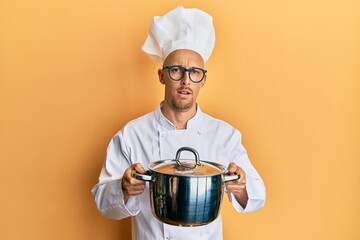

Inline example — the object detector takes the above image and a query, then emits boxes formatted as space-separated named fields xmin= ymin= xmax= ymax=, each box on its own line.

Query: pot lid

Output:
xmin=151 ymin=160 xmax=225 ymax=176
xmin=149 ymin=147 xmax=227 ymax=176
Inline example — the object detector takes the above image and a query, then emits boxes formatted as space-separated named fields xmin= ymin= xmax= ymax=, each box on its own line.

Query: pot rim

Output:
xmin=148 ymin=159 xmax=228 ymax=177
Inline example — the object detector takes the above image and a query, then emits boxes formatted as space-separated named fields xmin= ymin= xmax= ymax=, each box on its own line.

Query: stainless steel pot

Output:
xmin=133 ymin=147 xmax=240 ymax=226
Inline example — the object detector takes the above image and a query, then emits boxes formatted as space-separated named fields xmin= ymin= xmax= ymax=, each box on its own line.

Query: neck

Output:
xmin=161 ymin=102 xmax=197 ymax=129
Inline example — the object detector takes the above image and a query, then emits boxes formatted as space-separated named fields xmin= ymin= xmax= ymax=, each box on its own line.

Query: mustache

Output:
xmin=177 ymin=87 xmax=193 ymax=93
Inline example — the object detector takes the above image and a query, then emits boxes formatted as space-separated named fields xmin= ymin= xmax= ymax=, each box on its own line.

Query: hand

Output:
xmin=121 ymin=163 xmax=146 ymax=202
xmin=225 ymin=162 xmax=248 ymax=208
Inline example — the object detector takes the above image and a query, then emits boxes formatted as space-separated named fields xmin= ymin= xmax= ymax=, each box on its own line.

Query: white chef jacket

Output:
xmin=91 ymin=103 xmax=266 ymax=240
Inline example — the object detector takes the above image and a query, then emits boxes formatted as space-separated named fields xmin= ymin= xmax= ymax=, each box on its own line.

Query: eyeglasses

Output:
xmin=162 ymin=65 xmax=207 ymax=83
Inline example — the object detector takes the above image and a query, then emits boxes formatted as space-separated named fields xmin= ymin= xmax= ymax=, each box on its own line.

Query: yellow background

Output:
xmin=1 ymin=0 xmax=359 ymax=239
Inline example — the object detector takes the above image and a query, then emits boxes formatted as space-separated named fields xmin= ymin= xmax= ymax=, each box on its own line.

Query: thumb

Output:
xmin=133 ymin=163 xmax=146 ymax=174
xmin=227 ymin=162 xmax=237 ymax=174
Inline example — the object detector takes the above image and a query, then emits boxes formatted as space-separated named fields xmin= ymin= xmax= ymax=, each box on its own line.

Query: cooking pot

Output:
xmin=133 ymin=147 xmax=240 ymax=226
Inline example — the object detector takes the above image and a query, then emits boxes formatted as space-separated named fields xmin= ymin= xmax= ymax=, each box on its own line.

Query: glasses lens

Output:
xmin=168 ymin=66 xmax=183 ymax=80
xmin=189 ymin=68 xmax=204 ymax=82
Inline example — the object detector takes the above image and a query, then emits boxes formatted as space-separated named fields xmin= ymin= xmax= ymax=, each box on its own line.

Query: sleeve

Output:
xmin=91 ymin=130 xmax=141 ymax=220
xmin=225 ymin=130 xmax=266 ymax=213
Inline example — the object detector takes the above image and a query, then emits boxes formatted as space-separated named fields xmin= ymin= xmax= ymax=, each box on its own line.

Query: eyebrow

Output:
xmin=167 ymin=65 xmax=204 ymax=69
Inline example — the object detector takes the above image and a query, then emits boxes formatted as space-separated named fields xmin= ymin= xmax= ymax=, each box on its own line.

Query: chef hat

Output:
xmin=141 ymin=6 xmax=215 ymax=63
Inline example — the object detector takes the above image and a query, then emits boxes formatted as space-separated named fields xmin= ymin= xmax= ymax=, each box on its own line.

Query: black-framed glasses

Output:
xmin=162 ymin=65 xmax=207 ymax=83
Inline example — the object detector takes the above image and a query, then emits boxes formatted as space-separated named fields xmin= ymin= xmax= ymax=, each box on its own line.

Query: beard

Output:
xmin=171 ymin=98 xmax=193 ymax=112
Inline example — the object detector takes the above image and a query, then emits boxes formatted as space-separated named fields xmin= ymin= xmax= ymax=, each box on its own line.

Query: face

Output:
xmin=158 ymin=49 xmax=206 ymax=112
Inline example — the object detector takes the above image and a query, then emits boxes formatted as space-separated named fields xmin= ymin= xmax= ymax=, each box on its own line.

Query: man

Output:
xmin=92 ymin=6 xmax=266 ymax=240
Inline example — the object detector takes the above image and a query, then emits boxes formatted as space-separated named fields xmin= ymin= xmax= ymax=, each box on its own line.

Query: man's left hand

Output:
xmin=225 ymin=162 xmax=248 ymax=208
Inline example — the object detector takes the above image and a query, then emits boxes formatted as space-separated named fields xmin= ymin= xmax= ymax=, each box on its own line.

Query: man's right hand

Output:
xmin=121 ymin=163 xmax=146 ymax=202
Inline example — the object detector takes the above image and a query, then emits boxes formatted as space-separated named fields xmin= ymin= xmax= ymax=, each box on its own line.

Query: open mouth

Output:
xmin=177 ymin=88 xmax=192 ymax=95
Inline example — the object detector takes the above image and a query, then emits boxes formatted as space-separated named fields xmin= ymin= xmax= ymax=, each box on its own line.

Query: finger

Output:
xmin=126 ymin=187 xmax=145 ymax=196
xmin=126 ymin=183 xmax=146 ymax=193
xmin=227 ymin=162 xmax=237 ymax=174
xmin=226 ymin=167 xmax=246 ymax=185
xmin=226 ymin=179 xmax=246 ymax=188
xmin=225 ymin=181 xmax=246 ymax=195
xmin=236 ymin=167 xmax=246 ymax=182
xmin=133 ymin=163 xmax=146 ymax=174
xmin=122 ymin=176 xmax=146 ymax=195
xmin=129 ymin=176 xmax=146 ymax=187
xmin=228 ymin=186 xmax=246 ymax=195
xmin=122 ymin=164 xmax=146 ymax=190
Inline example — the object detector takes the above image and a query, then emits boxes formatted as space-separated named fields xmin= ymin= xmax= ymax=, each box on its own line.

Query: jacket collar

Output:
xmin=155 ymin=102 xmax=203 ymax=130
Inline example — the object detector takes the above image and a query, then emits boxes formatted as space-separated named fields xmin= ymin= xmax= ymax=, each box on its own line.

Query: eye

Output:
xmin=191 ymin=68 xmax=202 ymax=75
xmin=170 ymin=66 xmax=181 ymax=73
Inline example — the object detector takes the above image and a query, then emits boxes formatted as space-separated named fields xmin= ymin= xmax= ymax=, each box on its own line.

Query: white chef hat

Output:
xmin=141 ymin=6 xmax=215 ymax=63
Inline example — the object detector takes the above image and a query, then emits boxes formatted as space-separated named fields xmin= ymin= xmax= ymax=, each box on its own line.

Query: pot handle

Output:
xmin=175 ymin=147 xmax=201 ymax=170
xmin=132 ymin=170 xmax=152 ymax=181
xmin=224 ymin=172 xmax=241 ymax=182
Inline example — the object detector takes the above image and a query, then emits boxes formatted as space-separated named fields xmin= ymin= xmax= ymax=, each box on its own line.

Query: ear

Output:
xmin=158 ymin=69 xmax=165 ymax=84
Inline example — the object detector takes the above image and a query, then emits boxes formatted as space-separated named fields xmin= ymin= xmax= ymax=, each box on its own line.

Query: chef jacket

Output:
xmin=91 ymin=103 xmax=266 ymax=240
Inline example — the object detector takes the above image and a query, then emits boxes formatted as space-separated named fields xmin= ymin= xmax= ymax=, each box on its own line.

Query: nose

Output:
xmin=181 ymin=72 xmax=191 ymax=85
